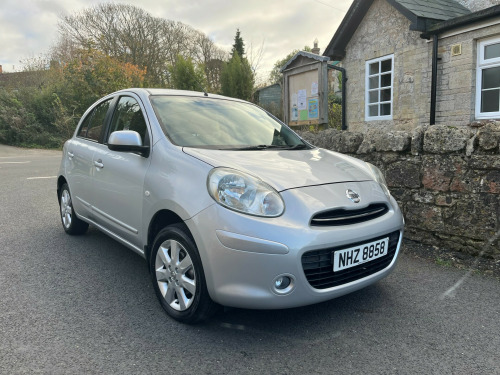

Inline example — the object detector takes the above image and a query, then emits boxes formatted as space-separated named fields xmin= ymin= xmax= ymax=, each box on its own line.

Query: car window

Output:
xmin=77 ymin=110 xmax=94 ymax=138
xmin=108 ymin=96 xmax=149 ymax=146
xmin=86 ymin=99 xmax=112 ymax=142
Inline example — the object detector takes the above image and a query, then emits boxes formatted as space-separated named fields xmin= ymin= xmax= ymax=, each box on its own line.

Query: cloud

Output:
xmin=0 ymin=0 xmax=65 ymax=70
xmin=0 ymin=0 xmax=352 ymax=81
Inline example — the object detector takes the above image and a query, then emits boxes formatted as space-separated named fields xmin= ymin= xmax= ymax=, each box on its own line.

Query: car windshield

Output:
xmin=149 ymin=95 xmax=308 ymax=150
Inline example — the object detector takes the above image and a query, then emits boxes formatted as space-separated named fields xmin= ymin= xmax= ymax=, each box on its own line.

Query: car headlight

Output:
xmin=366 ymin=162 xmax=391 ymax=197
xmin=207 ymin=167 xmax=285 ymax=217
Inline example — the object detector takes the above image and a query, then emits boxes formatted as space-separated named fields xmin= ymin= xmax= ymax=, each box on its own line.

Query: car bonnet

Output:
xmin=182 ymin=147 xmax=374 ymax=192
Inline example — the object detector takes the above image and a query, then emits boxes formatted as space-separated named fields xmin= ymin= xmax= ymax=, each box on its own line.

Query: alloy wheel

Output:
xmin=155 ymin=239 xmax=196 ymax=311
xmin=60 ymin=189 xmax=72 ymax=229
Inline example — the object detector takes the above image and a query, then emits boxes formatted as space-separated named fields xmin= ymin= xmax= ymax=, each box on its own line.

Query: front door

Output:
xmin=91 ymin=95 xmax=152 ymax=248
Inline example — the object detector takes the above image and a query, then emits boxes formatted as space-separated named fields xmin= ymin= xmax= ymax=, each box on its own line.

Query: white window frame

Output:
xmin=475 ymin=36 xmax=500 ymax=120
xmin=365 ymin=54 xmax=394 ymax=121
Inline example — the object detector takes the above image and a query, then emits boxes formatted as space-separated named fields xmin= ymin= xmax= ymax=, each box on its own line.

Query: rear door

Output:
xmin=91 ymin=94 xmax=152 ymax=247
xmin=65 ymin=98 xmax=113 ymax=219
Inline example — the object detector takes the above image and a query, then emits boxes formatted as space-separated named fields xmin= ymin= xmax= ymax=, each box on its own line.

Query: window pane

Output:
xmin=482 ymin=67 xmax=500 ymax=90
xmin=381 ymin=73 xmax=392 ymax=87
xmin=109 ymin=96 xmax=148 ymax=145
xmin=369 ymin=76 xmax=379 ymax=89
xmin=485 ymin=43 xmax=500 ymax=60
xmin=369 ymin=62 xmax=379 ymax=75
xmin=481 ymin=89 xmax=500 ymax=113
xmin=381 ymin=59 xmax=392 ymax=72
xmin=381 ymin=103 xmax=391 ymax=116
xmin=381 ymin=88 xmax=391 ymax=101
xmin=77 ymin=111 xmax=93 ymax=138
xmin=369 ymin=91 xmax=379 ymax=103
xmin=87 ymin=100 xmax=111 ymax=141
xmin=368 ymin=105 xmax=378 ymax=117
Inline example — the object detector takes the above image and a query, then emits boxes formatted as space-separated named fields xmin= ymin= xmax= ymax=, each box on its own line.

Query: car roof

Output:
xmin=112 ymin=88 xmax=246 ymax=103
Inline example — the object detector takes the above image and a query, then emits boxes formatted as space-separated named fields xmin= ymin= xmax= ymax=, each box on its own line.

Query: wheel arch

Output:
xmin=146 ymin=209 xmax=192 ymax=262
xmin=57 ymin=176 xmax=68 ymax=203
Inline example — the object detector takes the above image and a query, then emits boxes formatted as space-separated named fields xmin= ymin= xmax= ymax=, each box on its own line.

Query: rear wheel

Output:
xmin=59 ymin=183 xmax=89 ymax=235
xmin=150 ymin=224 xmax=217 ymax=323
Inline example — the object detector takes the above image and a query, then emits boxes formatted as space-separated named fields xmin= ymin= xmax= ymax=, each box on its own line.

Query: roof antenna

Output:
xmin=193 ymin=77 xmax=209 ymax=96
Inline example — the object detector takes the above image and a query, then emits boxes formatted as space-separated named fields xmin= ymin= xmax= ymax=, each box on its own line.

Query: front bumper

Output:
xmin=185 ymin=181 xmax=405 ymax=309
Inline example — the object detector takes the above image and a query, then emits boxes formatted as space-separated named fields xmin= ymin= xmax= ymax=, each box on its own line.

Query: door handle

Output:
xmin=68 ymin=151 xmax=74 ymax=159
xmin=94 ymin=159 xmax=104 ymax=169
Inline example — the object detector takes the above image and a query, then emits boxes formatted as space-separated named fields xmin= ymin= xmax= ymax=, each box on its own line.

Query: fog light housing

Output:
xmin=275 ymin=276 xmax=290 ymax=289
xmin=272 ymin=274 xmax=295 ymax=294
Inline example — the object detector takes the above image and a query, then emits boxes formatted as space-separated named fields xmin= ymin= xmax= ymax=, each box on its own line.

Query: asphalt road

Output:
xmin=0 ymin=144 xmax=499 ymax=375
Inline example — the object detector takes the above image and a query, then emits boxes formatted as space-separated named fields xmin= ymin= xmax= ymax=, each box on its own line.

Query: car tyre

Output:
xmin=59 ymin=183 xmax=89 ymax=235
xmin=150 ymin=224 xmax=218 ymax=323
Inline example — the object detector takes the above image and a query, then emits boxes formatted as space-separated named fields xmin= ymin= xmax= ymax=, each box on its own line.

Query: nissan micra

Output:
xmin=57 ymin=88 xmax=404 ymax=323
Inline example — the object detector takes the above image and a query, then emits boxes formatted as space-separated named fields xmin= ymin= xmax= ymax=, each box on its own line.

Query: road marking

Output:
xmin=27 ymin=176 xmax=57 ymax=180
xmin=0 ymin=161 xmax=31 ymax=164
xmin=0 ymin=156 xmax=32 ymax=158
xmin=0 ymin=155 xmax=60 ymax=159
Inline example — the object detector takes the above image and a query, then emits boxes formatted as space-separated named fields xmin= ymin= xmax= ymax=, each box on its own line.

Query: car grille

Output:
xmin=310 ymin=203 xmax=389 ymax=226
xmin=301 ymin=231 xmax=400 ymax=289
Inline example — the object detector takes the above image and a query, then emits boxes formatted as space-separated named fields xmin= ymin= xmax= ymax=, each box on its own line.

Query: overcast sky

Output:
xmin=0 ymin=0 xmax=353 ymax=83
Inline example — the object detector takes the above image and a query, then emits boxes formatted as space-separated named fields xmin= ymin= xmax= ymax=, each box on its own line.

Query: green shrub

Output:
xmin=329 ymin=103 xmax=342 ymax=130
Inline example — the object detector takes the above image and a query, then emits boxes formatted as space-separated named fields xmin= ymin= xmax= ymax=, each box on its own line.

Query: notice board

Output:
xmin=288 ymin=69 xmax=320 ymax=126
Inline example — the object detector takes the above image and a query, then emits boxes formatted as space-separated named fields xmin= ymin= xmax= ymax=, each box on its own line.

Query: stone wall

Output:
xmin=456 ymin=0 xmax=498 ymax=12
xmin=299 ymin=123 xmax=500 ymax=259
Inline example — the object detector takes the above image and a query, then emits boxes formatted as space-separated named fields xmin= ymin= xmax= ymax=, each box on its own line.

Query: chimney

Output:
xmin=311 ymin=38 xmax=320 ymax=55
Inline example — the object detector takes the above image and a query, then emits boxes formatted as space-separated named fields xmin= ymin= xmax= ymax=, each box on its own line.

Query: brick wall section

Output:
xmin=298 ymin=123 xmax=500 ymax=259
xmin=342 ymin=0 xmax=500 ymax=132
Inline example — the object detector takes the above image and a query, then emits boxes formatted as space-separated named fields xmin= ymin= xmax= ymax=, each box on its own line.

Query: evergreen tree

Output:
xmin=220 ymin=52 xmax=254 ymax=101
xmin=231 ymin=29 xmax=245 ymax=57
xmin=169 ymin=55 xmax=207 ymax=91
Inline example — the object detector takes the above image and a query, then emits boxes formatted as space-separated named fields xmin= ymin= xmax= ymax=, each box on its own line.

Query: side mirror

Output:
xmin=108 ymin=130 xmax=150 ymax=157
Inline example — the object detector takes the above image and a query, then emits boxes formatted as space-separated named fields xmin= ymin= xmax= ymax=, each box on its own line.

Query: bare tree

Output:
xmin=247 ymin=39 xmax=265 ymax=76
xmin=50 ymin=34 xmax=80 ymax=66
xmin=57 ymin=3 xmax=226 ymax=88
xmin=192 ymin=31 xmax=228 ymax=92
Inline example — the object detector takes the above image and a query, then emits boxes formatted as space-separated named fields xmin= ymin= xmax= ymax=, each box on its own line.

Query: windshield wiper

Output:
xmin=225 ymin=144 xmax=308 ymax=151
xmin=288 ymin=144 xmax=308 ymax=150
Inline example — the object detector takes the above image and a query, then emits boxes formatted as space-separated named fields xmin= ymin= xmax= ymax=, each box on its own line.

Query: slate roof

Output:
xmin=395 ymin=0 xmax=470 ymax=21
xmin=424 ymin=4 xmax=500 ymax=35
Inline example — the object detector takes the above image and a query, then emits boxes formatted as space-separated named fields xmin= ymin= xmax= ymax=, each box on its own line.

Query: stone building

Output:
xmin=323 ymin=0 xmax=500 ymax=132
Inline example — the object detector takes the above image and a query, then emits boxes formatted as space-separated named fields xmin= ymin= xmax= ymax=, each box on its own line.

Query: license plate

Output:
xmin=333 ymin=237 xmax=389 ymax=272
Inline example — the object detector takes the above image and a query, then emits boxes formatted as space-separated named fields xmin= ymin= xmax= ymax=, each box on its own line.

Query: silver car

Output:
xmin=57 ymin=88 xmax=404 ymax=323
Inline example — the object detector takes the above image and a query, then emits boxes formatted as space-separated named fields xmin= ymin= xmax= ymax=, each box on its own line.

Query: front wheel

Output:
xmin=59 ymin=183 xmax=89 ymax=235
xmin=150 ymin=224 xmax=217 ymax=323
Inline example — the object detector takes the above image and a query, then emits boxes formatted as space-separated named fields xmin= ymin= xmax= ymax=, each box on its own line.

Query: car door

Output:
xmin=65 ymin=98 xmax=113 ymax=219
xmin=91 ymin=94 xmax=152 ymax=247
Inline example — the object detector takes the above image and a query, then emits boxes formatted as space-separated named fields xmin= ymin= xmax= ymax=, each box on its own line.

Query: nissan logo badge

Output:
xmin=346 ymin=189 xmax=361 ymax=203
